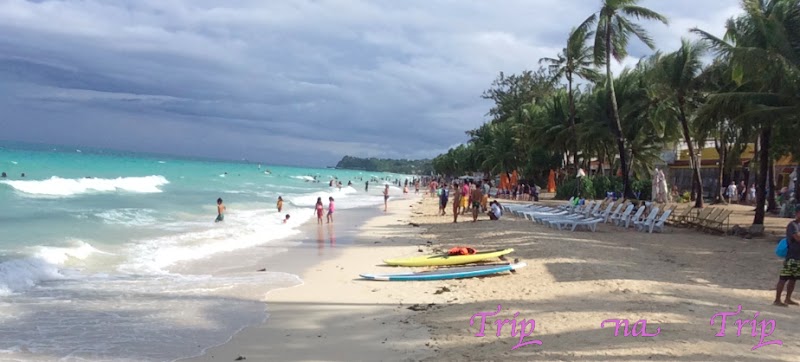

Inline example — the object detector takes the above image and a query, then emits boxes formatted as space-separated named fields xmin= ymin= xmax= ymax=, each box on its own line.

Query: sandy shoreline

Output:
xmin=183 ymin=195 xmax=437 ymax=362
xmin=184 ymin=194 xmax=800 ymax=362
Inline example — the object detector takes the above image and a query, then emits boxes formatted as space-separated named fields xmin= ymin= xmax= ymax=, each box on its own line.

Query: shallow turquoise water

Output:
xmin=0 ymin=141 xmax=411 ymax=360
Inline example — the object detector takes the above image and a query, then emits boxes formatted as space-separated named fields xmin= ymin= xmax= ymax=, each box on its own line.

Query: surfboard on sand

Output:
xmin=383 ymin=248 xmax=514 ymax=267
xmin=360 ymin=262 xmax=526 ymax=281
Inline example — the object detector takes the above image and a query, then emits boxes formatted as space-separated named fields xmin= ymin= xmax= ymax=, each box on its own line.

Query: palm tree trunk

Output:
xmin=794 ymin=165 xmax=800 ymax=203
xmin=678 ymin=100 xmax=704 ymax=208
xmin=768 ymin=156 xmax=777 ymax=211
xmin=714 ymin=137 xmax=722 ymax=204
xmin=754 ymin=124 xmax=771 ymax=225
xmin=606 ymin=21 xmax=633 ymax=199
xmin=568 ymin=75 xmax=578 ymax=167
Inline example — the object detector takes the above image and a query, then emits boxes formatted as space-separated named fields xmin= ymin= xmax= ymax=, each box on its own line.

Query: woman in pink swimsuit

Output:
xmin=327 ymin=197 xmax=335 ymax=224
xmin=314 ymin=197 xmax=324 ymax=224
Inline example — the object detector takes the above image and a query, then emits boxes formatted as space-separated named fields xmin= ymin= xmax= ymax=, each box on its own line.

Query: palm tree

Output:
xmin=653 ymin=39 xmax=708 ymax=208
xmin=579 ymin=0 xmax=668 ymax=198
xmin=539 ymin=27 xmax=600 ymax=167
xmin=692 ymin=0 xmax=800 ymax=226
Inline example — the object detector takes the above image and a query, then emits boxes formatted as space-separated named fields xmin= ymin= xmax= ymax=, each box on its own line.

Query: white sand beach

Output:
xmin=185 ymin=194 xmax=800 ymax=361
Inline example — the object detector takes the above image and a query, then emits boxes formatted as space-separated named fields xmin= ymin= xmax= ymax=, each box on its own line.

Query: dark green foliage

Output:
xmin=335 ymin=156 xmax=433 ymax=174
xmin=631 ymin=179 xmax=653 ymax=201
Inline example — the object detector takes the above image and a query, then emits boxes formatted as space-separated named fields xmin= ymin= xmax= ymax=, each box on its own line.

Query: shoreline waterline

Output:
xmin=0 ymin=142 xmax=420 ymax=361
xmin=181 ymin=195 xmax=429 ymax=362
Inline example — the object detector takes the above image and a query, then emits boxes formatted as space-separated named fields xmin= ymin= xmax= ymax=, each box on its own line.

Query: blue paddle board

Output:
xmin=360 ymin=262 xmax=526 ymax=281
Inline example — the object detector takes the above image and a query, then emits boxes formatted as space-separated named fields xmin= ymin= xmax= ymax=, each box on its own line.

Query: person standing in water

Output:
xmin=365 ymin=181 xmax=369 ymax=192
xmin=383 ymin=185 xmax=390 ymax=212
xmin=277 ymin=196 xmax=284 ymax=213
xmin=314 ymin=197 xmax=324 ymax=224
xmin=215 ymin=198 xmax=226 ymax=222
xmin=327 ymin=197 xmax=335 ymax=224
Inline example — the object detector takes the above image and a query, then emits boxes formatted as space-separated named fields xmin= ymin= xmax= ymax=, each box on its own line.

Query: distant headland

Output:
xmin=334 ymin=156 xmax=433 ymax=175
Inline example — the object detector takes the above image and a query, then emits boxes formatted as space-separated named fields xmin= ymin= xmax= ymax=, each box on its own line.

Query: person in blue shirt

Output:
xmin=775 ymin=206 xmax=800 ymax=306
xmin=439 ymin=185 xmax=449 ymax=216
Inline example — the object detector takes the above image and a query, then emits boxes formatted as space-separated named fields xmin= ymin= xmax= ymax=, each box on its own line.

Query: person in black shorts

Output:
xmin=471 ymin=182 xmax=483 ymax=222
xmin=775 ymin=206 xmax=800 ymax=306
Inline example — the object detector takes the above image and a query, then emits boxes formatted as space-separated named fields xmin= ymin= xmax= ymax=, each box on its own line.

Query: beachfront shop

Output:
xmin=668 ymin=144 xmax=796 ymax=200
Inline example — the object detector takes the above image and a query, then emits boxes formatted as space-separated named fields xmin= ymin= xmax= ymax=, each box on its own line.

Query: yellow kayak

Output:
xmin=383 ymin=248 xmax=514 ymax=267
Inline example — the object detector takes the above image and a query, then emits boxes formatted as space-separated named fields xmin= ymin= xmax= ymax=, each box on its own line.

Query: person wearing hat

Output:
xmin=775 ymin=206 xmax=800 ymax=306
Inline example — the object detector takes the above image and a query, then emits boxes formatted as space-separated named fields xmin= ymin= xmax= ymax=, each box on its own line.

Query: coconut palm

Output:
xmin=692 ymin=0 xmax=800 ymax=226
xmin=579 ymin=0 xmax=668 ymax=198
xmin=651 ymin=39 xmax=709 ymax=207
xmin=539 ymin=27 xmax=600 ymax=167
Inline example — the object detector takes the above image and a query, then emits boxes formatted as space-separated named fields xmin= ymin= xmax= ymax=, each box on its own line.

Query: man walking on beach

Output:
xmin=471 ymin=182 xmax=483 ymax=222
xmin=452 ymin=182 xmax=461 ymax=223
xmin=460 ymin=181 xmax=470 ymax=215
xmin=383 ymin=185 xmax=390 ymax=212
xmin=775 ymin=206 xmax=800 ymax=306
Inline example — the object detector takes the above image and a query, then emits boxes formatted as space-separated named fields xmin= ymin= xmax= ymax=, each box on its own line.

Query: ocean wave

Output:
xmin=0 ymin=175 xmax=169 ymax=197
xmin=291 ymin=175 xmax=315 ymax=181
xmin=95 ymin=208 xmax=159 ymax=227
xmin=0 ymin=241 xmax=103 ymax=295
xmin=119 ymin=208 xmax=313 ymax=274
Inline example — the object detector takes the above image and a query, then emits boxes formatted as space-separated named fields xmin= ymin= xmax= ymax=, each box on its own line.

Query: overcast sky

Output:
xmin=0 ymin=0 xmax=741 ymax=167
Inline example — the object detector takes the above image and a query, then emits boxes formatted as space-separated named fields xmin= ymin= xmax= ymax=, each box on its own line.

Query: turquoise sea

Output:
xmin=0 ymin=141 xmax=409 ymax=361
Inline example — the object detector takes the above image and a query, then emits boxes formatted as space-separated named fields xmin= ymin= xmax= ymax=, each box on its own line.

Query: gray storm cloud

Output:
xmin=0 ymin=0 xmax=741 ymax=166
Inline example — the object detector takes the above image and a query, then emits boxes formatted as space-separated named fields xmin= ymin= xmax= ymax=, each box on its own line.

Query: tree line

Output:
xmin=432 ymin=0 xmax=800 ymax=227
xmin=335 ymin=155 xmax=434 ymax=175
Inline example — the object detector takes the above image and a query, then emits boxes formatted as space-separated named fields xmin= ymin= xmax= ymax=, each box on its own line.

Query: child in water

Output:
xmin=277 ymin=196 xmax=283 ymax=213
xmin=215 ymin=198 xmax=226 ymax=222
xmin=283 ymin=214 xmax=291 ymax=224
xmin=314 ymin=197 xmax=324 ymax=224
xmin=327 ymin=197 xmax=335 ymax=224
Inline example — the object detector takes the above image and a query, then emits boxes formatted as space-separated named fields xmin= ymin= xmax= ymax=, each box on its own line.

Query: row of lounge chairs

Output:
xmin=670 ymin=205 xmax=733 ymax=233
xmin=504 ymin=197 xmax=735 ymax=234
xmin=503 ymin=197 xmax=673 ymax=233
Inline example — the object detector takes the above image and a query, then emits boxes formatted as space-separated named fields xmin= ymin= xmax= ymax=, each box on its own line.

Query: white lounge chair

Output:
xmin=605 ymin=203 xmax=625 ymax=223
xmin=552 ymin=217 xmax=606 ymax=232
xmin=647 ymin=209 xmax=673 ymax=233
xmin=593 ymin=202 xmax=615 ymax=219
xmin=634 ymin=207 xmax=660 ymax=231
xmin=610 ymin=204 xmax=634 ymax=226
xmin=541 ymin=214 xmax=585 ymax=227
xmin=622 ymin=206 xmax=646 ymax=228
xmin=582 ymin=201 xmax=602 ymax=218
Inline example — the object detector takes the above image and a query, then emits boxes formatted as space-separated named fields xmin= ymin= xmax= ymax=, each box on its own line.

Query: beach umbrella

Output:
xmin=511 ymin=170 xmax=519 ymax=186
xmin=547 ymin=170 xmax=556 ymax=193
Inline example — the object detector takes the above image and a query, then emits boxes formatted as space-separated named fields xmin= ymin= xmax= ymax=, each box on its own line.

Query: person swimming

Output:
xmin=283 ymin=214 xmax=291 ymax=224
xmin=0 ymin=172 xmax=5 ymax=178
xmin=215 ymin=198 xmax=226 ymax=222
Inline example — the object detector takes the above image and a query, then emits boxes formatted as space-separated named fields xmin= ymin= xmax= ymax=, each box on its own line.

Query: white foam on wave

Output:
xmin=0 ymin=240 xmax=103 ymax=295
xmin=119 ymin=208 xmax=314 ymax=274
xmin=291 ymin=175 xmax=315 ymax=181
xmin=0 ymin=271 xmax=301 ymax=361
xmin=95 ymin=208 xmax=159 ymax=227
xmin=0 ymin=175 xmax=169 ymax=197
xmin=288 ymin=185 xmax=372 ymax=209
